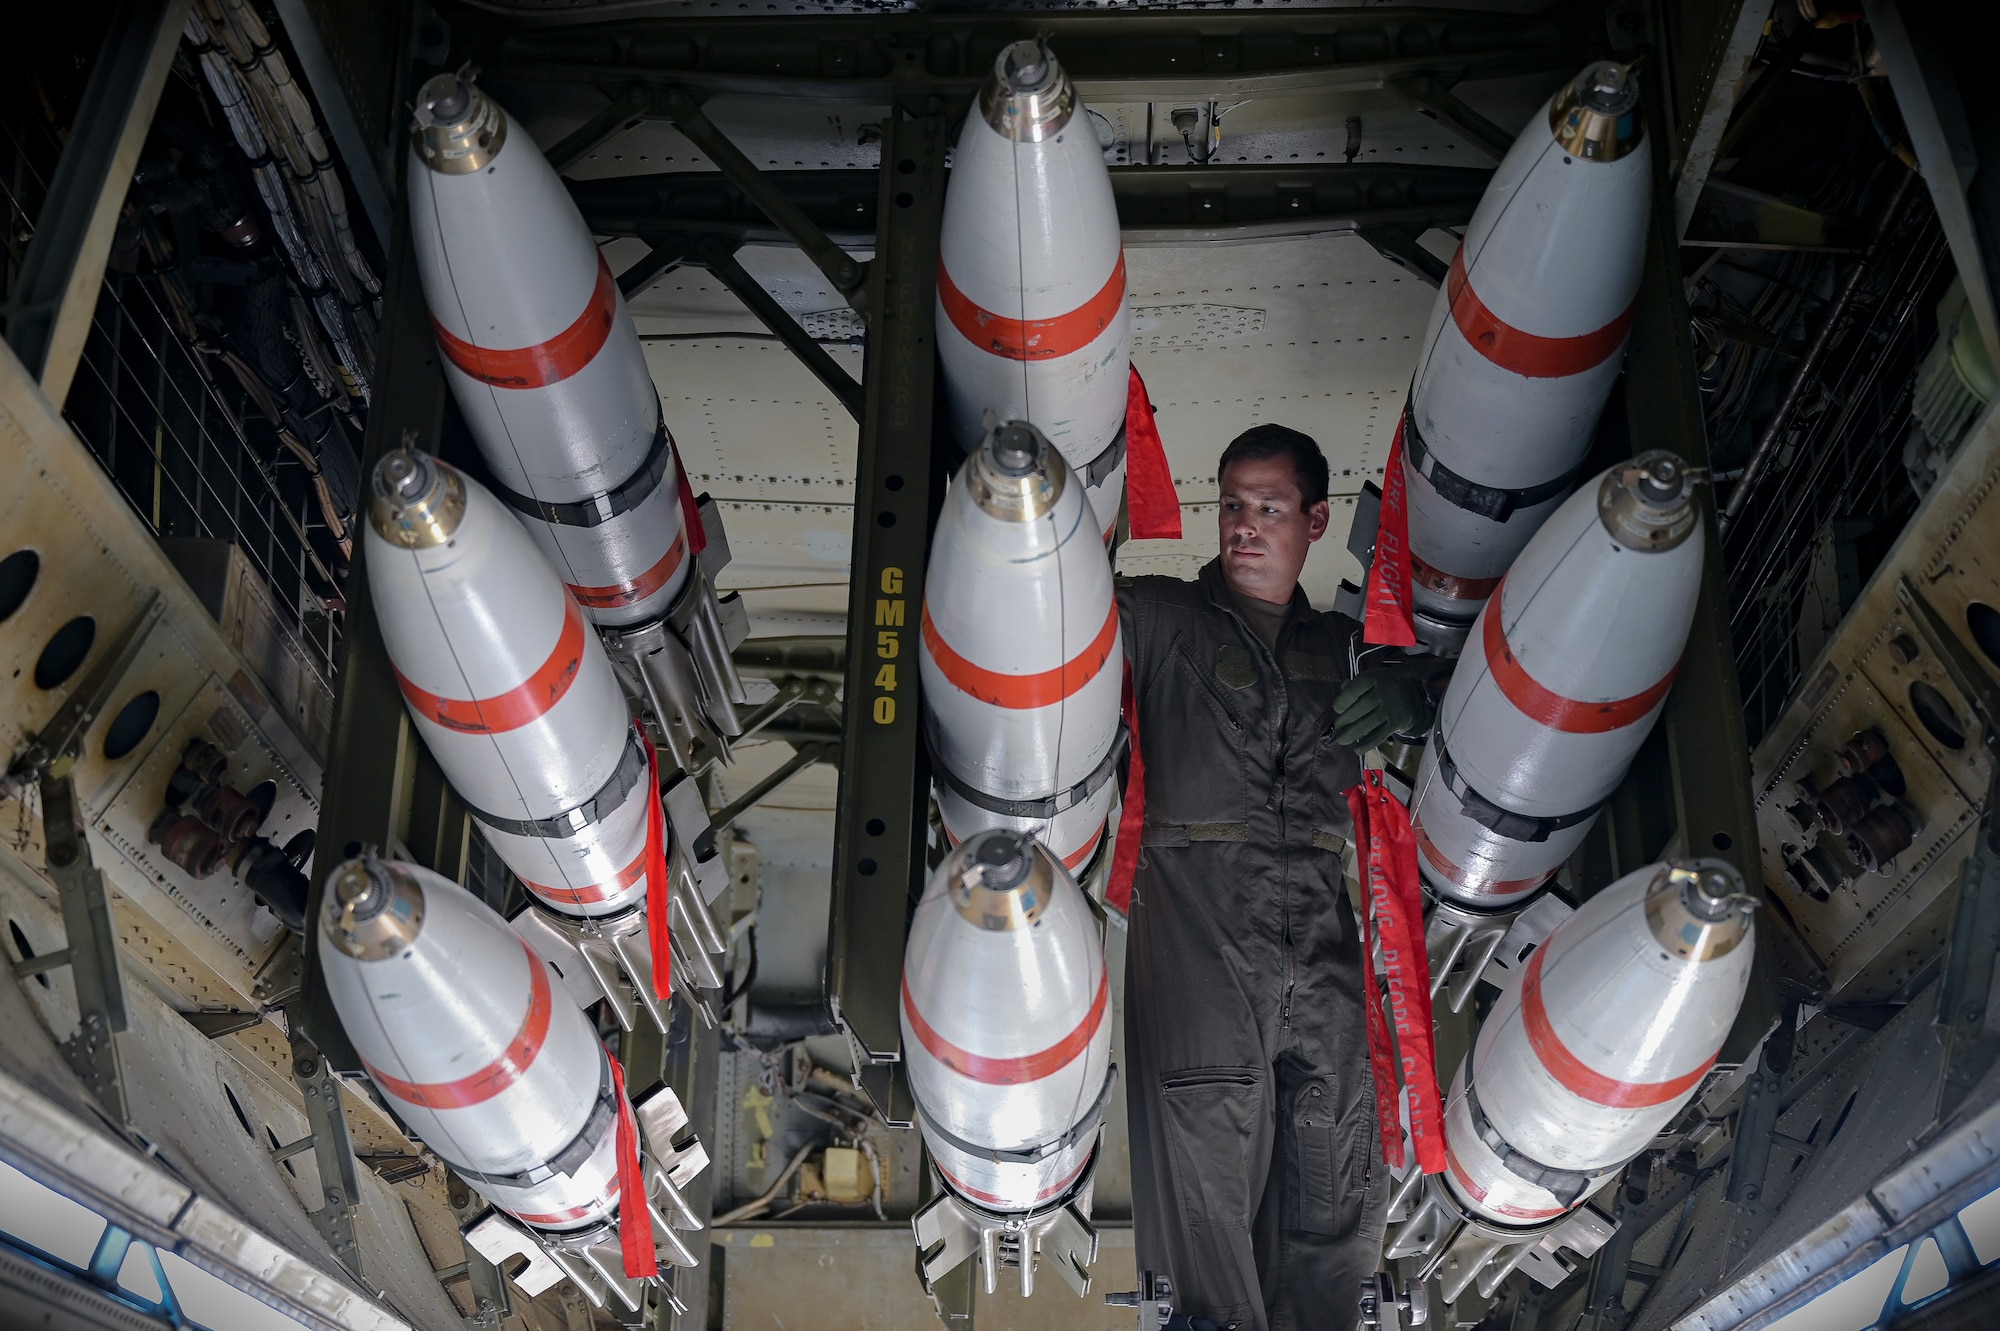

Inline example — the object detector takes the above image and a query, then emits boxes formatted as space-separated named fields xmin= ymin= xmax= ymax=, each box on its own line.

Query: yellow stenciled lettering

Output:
xmin=873 ymin=696 xmax=896 ymax=725
xmin=874 ymin=663 xmax=897 ymax=690
xmin=881 ymin=567 xmax=904 ymax=595
xmin=876 ymin=631 xmax=899 ymax=659
xmin=875 ymin=599 xmax=905 ymax=627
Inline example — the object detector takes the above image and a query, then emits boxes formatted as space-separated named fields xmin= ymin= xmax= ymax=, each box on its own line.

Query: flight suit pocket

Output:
xmin=1148 ymin=640 xmax=1249 ymax=824
xmin=1286 ymin=1073 xmax=1374 ymax=1238
xmin=1160 ymin=1067 xmax=1263 ymax=1319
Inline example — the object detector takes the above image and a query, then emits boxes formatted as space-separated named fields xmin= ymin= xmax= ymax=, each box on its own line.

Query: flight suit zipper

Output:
xmin=1237 ymin=604 xmax=1297 ymax=1031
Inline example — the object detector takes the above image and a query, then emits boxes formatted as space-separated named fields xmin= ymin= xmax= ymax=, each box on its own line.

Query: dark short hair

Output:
xmin=1216 ymin=424 xmax=1330 ymax=507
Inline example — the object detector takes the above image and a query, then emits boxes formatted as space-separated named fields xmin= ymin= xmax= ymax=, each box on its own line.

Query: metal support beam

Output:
xmin=547 ymin=85 xmax=655 ymax=174
xmin=465 ymin=8 xmax=1576 ymax=103
xmin=657 ymin=89 xmax=869 ymax=312
xmin=36 ymin=774 xmax=131 ymax=1123
xmin=689 ymin=239 xmax=866 ymax=419
xmin=826 ymin=99 xmax=948 ymax=1105
xmin=305 ymin=184 xmax=452 ymax=1069
xmin=446 ymin=1175 xmax=511 ymax=1327
xmin=1668 ymin=0 xmax=1771 ymax=238
xmin=270 ymin=0 xmax=393 ymax=246
xmin=1 ymin=593 xmax=163 ymax=802
xmin=1391 ymin=73 xmax=1516 ymax=160
xmin=711 ymin=740 xmax=835 ymax=838
xmin=1 ymin=0 xmax=191 ymax=407
xmin=618 ymin=242 xmax=686 ymax=301
xmin=571 ymin=163 xmax=1491 ymax=250
xmin=1864 ymin=0 xmax=2000 ymax=367
xmin=1725 ymin=1012 xmax=1795 ymax=1217
xmin=1355 ymin=225 xmax=1449 ymax=287
xmin=1624 ymin=52 xmax=1770 ymax=1066
xmin=1898 ymin=575 xmax=2000 ymax=1118
xmin=292 ymin=1040 xmax=364 ymax=1282
xmin=655 ymin=1002 xmax=719 ymax=1328
xmin=1579 ymin=1163 xmax=1650 ymax=1331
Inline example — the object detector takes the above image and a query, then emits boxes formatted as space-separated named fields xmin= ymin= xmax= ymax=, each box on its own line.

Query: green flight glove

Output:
xmin=1332 ymin=669 xmax=1435 ymax=751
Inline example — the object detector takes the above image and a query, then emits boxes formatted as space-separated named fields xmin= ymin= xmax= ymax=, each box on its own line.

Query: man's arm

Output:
xmin=1332 ymin=650 xmax=1452 ymax=750
xmin=1115 ymin=574 xmax=1140 ymax=672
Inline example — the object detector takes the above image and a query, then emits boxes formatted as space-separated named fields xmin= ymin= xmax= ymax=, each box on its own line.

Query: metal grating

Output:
xmin=65 ymin=270 xmax=346 ymax=686
xmin=0 ymin=20 xmax=370 ymax=692
xmin=1711 ymin=185 xmax=1952 ymax=743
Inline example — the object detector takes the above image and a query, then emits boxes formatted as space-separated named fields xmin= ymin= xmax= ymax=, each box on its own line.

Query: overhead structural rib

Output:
xmin=454 ymin=6 xmax=1578 ymax=102
xmin=570 ymin=163 xmax=1492 ymax=249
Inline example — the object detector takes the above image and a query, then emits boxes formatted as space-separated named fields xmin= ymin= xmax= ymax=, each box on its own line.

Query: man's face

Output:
xmin=1217 ymin=455 xmax=1329 ymax=604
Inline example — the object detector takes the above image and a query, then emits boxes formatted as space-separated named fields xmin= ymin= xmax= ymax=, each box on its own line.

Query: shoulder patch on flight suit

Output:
xmin=1284 ymin=651 xmax=1339 ymax=683
xmin=1215 ymin=644 xmax=1257 ymax=689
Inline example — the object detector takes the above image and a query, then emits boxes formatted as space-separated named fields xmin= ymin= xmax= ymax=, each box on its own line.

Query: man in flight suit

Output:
xmin=1118 ymin=424 xmax=1432 ymax=1331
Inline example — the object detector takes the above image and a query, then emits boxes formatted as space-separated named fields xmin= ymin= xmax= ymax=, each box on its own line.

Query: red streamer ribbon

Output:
xmin=638 ymin=726 xmax=672 ymax=1003
xmin=1344 ymin=770 xmax=1444 ymax=1173
xmin=1124 ymin=364 xmax=1182 ymax=540
xmin=1363 ymin=414 xmax=1418 ymax=647
xmin=607 ymin=1051 xmax=659 ymax=1279
xmin=672 ymin=435 xmax=707 ymax=558
xmin=1106 ymin=660 xmax=1146 ymax=916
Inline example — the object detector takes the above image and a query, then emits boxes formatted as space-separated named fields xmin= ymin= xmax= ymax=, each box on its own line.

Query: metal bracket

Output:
xmin=2 ymin=592 xmax=164 ymax=802
xmin=1356 ymin=224 xmax=1449 ymax=287
xmin=675 ymin=233 xmax=865 ymax=419
xmin=558 ymin=84 xmax=872 ymax=316
xmin=1896 ymin=575 xmax=2000 ymax=1116
xmin=183 ymin=1009 xmax=265 ymax=1039
xmin=449 ymin=1176 xmax=513 ymax=1327
xmin=1579 ymin=1162 xmax=1650 ymax=1331
xmin=1390 ymin=73 xmax=1516 ymax=161
xmin=292 ymin=1042 xmax=365 ymax=1282
xmin=29 ymin=773 xmax=131 ymax=1122
xmin=1934 ymin=772 xmax=2000 ymax=1118
xmin=711 ymin=739 xmax=836 ymax=838
xmin=1724 ymin=1004 xmax=1798 ymax=1271
xmin=655 ymin=87 xmax=869 ymax=312
xmin=827 ymin=98 xmax=949 ymax=1084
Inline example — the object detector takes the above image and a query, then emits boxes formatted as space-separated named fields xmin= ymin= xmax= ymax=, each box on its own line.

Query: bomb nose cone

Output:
xmin=1551 ymin=60 xmax=1643 ymax=160
xmin=321 ymin=856 xmax=426 ymax=960
xmin=970 ymin=830 xmax=1033 ymax=887
xmin=411 ymin=67 xmax=507 ymax=173
xmin=1597 ymin=449 xmax=1700 ymax=552
xmin=1633 ymin=451 xmax=1687 ymax=505
xmin=1655 ymin=856 xmax=1755 ymax=943
xmin=1581 ymin=62 xmax=1638 ymax=114
xmin=980 ymin=39 xmax=1074 ymax=142
xmin=998 ymin=39 xmax=1054 ymax=93
xmin=414 ymin=70 xmax=475 ymax=125
xmin=967 ymin=419 xmax=1065 ymax=520
xmin=950 ymin=831 xmax=1053 ymax=931
xmin=368 ymin=447 xmax=465 ymax=547
xmin=990 ymin=423 xmax=1042 ymax=477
